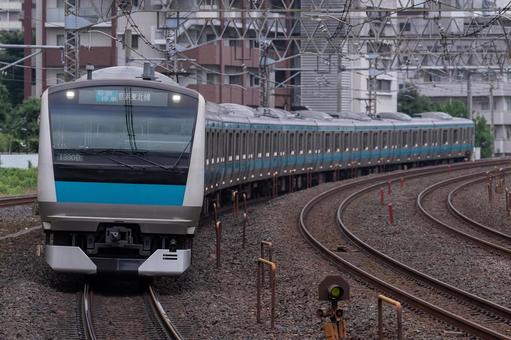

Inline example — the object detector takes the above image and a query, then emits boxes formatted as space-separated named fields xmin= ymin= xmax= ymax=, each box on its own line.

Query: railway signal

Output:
xmin=317 ymin=276 xmax=350 ymax=340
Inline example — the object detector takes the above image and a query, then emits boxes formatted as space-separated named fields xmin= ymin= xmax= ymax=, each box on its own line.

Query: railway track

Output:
xmin=81 ymin=281 xmax=185 ymax=340
xmin=417 ymin=171 xmax=511 ymax=255
xmin=448 ymin=176 xmax=511 ymax=242
xmin=299 ymin=161 xmax=511 ymax=339
xmin=0 ymin=194 xmax=36 ymax=207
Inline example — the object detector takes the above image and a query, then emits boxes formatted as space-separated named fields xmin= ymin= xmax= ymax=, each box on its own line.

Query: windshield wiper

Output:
xmin=171 ymin=140 xmax=192 ymax=169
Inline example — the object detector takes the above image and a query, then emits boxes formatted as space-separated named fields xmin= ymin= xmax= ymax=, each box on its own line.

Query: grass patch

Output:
xmin=0 ymin=167 xmax=37 ymax=196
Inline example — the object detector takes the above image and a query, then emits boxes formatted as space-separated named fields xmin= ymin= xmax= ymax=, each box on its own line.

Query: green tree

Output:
xmin=432 ymin=100 xmax=468 ymax=118
xmin=3 ymin=97 xmax=40 ymax=153
xmin=0 ymin=82 xmax=12 ymax=123
xmin=0 ymin=31 xmax=24 ymax=106
xmin=474 ymin=116 xmax=493 ymax=158
xmin=397 ymin=83 xmax=434 ymax=114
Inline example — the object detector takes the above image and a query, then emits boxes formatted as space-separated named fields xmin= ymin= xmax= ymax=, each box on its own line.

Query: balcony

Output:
xmin=0 ymin=2 xmax=21 ymax=11
xmin=46 ymin=7 xmax=111 ymax=27
xmin=0 ymin=21 xmax=21 ymax=30
xmin=183 ymin=42 xmax=260 ymax=68
xmin=45 ymin=47 xmax=115 ymax=67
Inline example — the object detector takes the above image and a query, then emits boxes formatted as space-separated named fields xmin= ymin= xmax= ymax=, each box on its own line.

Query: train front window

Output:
xmin=49 ymin=86 xmax=198 ymax=166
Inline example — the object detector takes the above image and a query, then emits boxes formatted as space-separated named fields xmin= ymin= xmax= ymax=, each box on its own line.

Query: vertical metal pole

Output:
xmin=467 ymin=71 xmax=473 ymax=120
xmin=378 ymin=298 xmax=383 ymax=340
xmin=256 ymin=261 xmax=261 ymax=323
xmin=64 ymin=0 xmax=80 ymax=81
xmin=270 ymin=268 xmax=275 ymax=329
xmin=336 ymin=53 xmax=343 ymax=113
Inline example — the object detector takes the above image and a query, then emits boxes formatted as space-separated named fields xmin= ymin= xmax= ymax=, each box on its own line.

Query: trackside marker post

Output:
xmin=387 ymin=203 xmax=394 ymax=225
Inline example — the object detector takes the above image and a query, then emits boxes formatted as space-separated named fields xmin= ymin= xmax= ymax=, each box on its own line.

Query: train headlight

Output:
xmin=66 ymin=91 xmax=75 ymax=99
xmin=172 ymin=94 xmax=181 ymax=103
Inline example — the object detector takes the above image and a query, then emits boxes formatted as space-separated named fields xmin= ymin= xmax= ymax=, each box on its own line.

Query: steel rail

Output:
xmin=299 ymin=162 xmax=511 ymax=339
xmin=147 ymin=284 xmax=185 ymax=340
xmin=82 ymin=282 xmax=96 ymax=340
xmin=0 ymin=194 xmax=36 ymax=207
xmin=417 ymin=174 xmax=511 ymax=256
xmin=448 ymin=176 xmax=511 ymax=243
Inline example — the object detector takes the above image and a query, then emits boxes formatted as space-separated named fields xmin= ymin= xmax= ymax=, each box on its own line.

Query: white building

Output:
xmin=0 ymin=0 xmax=22 ymax=31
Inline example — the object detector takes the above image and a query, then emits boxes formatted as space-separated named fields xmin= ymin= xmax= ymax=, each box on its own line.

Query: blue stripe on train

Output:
xmin=55 ymin=181 xmax=186 ymax=205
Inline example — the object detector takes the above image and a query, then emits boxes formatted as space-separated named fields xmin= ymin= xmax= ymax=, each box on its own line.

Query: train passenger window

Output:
xmin=289 ymin=132 xmax=295 ymax=155
xmin=257 ymin=132 xmax=263 ymax=158
xmin=307 ymin=133 xmax=312 ymax=153
xmin=335 ymin=133 xmax=340 ymax=152
xmin=265 ymin=132 xmax=270 ymax=157
xmin=363 ymin=133 xmax=369 ymax=150
xmin=423 ymin=131 xmax=428 ymax=146
xmin=228 ymin=132 xmax=233 ymax=161
xmin=235 ymin=132 xmax=240 ymax=160
xmin=299 ymin=133 xmax=304 ymax=154
xmin=281 ymin=133 xmax=286 ymax=155
xmin=402 ymin=132 xmax=408 ymax=147
xmin=442 ymin=130 xmax=448 ymax=144
xmin=325 ymin=133 xmax=331 ymax=152
xmin=273 ymin=132 xmax=278 ymax=156
xmin=241 ymin=132 xmax=247 ymax=159
xmin=412 ymin=131 xmax=418 ymax=147
xmin=382 ymin=132 xmax=388 ymax=148
xmin=315 ymin=133 xmax=321 ymax=153
xmin=372 ymin=132 xmax=378 ymax=149
xmin=343 ymin=133 xmax=349 ymax=151
xmin=453 ymin=129 xmax=458 ymax=144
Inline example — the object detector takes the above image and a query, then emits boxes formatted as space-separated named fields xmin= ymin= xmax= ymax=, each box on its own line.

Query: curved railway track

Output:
xmin=417 ymin=172 xmax=511 ymax=255
xmin=0 ymin=194 xmax=36 ymax=207
xmin=81 ymin=281 xmax=185 ymax=340
xmin=448 ymin=176 xmax=511 ymax=242
xmin=299 ymin=161 xmax=511 ymax=339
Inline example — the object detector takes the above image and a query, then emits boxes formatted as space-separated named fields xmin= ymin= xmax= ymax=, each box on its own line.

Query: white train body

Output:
xmin=38 ymin=67 xmax=205 ymax=275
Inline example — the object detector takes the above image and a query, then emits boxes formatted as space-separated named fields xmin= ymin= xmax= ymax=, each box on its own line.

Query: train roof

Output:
xmin=77 ymin=66 xmax=179 ymax=87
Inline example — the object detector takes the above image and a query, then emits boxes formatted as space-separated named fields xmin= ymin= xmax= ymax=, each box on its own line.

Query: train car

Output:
xmin=204 ymin=106 xmax=474 ymax=197
xmin=38 ymin=66 xmax=205 ymax=275
xmin=38 ymin=65 xmax=474 ymax=276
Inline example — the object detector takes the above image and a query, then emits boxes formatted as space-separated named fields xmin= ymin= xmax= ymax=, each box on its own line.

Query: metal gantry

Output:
xmin=64 ymin=0 xmax=80 ymax=81
xmin=60 ymin=0 xmax=511 ymax=86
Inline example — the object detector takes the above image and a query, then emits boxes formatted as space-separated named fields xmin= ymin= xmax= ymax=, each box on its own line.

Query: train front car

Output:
xmin=38 ymin=67 xmax=205 ymax=276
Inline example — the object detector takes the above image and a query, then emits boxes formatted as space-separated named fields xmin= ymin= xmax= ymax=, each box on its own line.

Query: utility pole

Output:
xmin=489 ymin=83 xmax=494 ymax=135
xmin=467 ymin=71 xmax=473 ymax=120
xmin=165 ymin=11 xmax=179 ymax=80
xmin=367 ymin=54 xmax=378 ymax=116
xmin=64 ymin=0 xmax=80 ymax=81
xmin=336 ymin=53 xmax=345 ymax=113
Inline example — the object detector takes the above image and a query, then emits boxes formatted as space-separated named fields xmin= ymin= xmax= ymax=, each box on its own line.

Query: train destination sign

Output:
xmin=78 ymin=87 xmax=169 ymax=106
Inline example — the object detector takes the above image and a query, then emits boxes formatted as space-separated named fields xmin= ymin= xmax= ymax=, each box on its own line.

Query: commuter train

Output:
xmin=38 ymin=66 xmax=474 ymax=276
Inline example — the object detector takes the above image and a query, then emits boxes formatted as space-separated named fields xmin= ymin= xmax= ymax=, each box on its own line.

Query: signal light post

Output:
xmin=317 ymin=276 xmax=350 ymax=340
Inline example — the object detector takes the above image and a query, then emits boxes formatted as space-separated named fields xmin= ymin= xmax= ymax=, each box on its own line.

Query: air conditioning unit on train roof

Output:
xmin=415 ymin=112 xmax=453 ymax=120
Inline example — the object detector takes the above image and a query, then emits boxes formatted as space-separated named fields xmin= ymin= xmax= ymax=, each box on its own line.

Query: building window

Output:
xmin=399 ymin=22 xmax=411 ymax=31
xmin=229 ymin=40 xmax=241 ymax=48
xmin=250 ymin=74 xmax=260 ymax=87
xmin=367 ymin=79 xmax=392 ymax=92
xmin=207 ymin=73 xmax=219 ymax=84
xmin=56 ymin=34 xmax=65 ymax=46
xmin=249 ymin=40 xmax=259 ymax=49
xmin=131 ymin=35 xmax=139 ymax=49
xmin=228 ymin=74 xmax=243 ymax=86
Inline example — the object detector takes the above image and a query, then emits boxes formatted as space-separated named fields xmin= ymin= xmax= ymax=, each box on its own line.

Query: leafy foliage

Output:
xmin=0 ymin=167 xmax=37 ymax=196
xmin=474 ymin=116 xmax=493 ymax=158
xmin=0 ymin=31 xmax=24 ymax=106
xmin=0 ymin=95 xmax=40 ymax=153
xmin=397 ymin=84 xmax=434 ymax=114
xmin=398 ymin=83 xmax=494 ymax=158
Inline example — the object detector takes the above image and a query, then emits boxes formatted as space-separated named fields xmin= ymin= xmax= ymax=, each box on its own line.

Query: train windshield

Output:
xmin=49 ymin=86 xmax=198 ymax=167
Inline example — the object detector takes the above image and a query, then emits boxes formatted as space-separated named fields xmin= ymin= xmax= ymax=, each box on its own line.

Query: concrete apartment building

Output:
xmin=402 ymin=0 xmax=511 ymax=155
xmin=0 ymin=0 xmax=22 ymax=31
xmin=24 ymin=0 xmax=292 ymax=108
